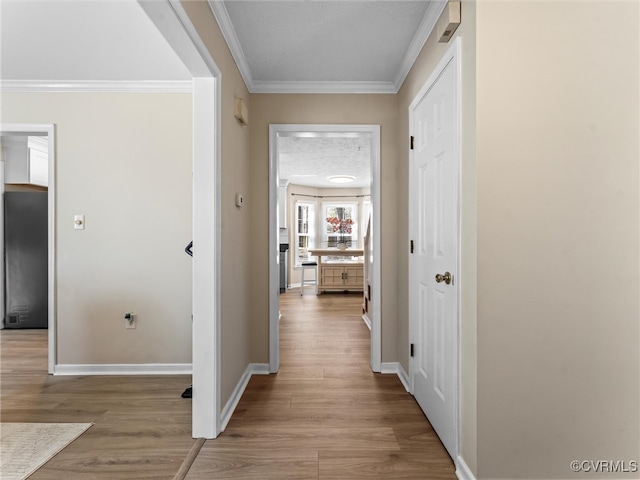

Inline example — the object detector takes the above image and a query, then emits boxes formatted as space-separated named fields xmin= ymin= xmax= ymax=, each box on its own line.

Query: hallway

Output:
xmin=186 ymin=290 xmax=456 ymax=478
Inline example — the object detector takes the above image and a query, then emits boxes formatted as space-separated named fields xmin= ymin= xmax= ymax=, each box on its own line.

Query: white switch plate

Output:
xmin=74 ymin=214 xmax=85 ymax=230
xmin=125 ymin=312 xmax=136 ymax=329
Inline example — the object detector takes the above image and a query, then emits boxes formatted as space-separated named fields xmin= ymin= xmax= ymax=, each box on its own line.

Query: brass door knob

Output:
xmin=435 ymin=272 xmax=452 ymax=285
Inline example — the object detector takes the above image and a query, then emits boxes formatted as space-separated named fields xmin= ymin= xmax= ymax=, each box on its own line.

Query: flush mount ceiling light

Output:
xmin=328 ymin=175 xmax=355 ymax=184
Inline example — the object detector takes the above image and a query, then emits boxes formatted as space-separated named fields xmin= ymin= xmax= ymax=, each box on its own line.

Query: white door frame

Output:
xmin=408 ymin=38 xmax=462 ymax=462
xmin=0 ymin=123 xmax=56 ymax=374
xmin=268 ymin=124 xmax=382 ymax=373
xmin=140 ymin=0 xmax=222 ymax=439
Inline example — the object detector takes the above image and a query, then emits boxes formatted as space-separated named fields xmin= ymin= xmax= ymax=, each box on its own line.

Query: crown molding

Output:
xmin=0 ymin=80 xmax=193 ymax=93
xmin=393 ymin=0 xmax=448 ymax=90
xmin=208 ymin=0 xmax=445 ymax=94
xmin=207 ymin=0 xmax=254 ymax=91
xmin=251 ymin=80 xmax=397 ymax=95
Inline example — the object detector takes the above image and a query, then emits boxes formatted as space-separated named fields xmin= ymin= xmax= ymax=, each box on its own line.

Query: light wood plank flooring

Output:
xmin=185 ymin=291 xmax=456 ymax=479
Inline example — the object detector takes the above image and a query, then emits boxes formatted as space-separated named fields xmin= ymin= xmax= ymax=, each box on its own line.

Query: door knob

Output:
xmin=435 ymin=272 xmax=452 ymax=285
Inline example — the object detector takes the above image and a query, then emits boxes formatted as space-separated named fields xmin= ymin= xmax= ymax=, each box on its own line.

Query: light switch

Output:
xmin=74 ymin=214 xmax=85 ymax=230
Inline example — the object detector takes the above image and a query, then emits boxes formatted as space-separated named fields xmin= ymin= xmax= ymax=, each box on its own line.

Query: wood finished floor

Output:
xmin=0 ymin=290 xmax=456 ymax=479
xmin=185 ymin=291 xmax=456 ymax=479
xmin=1 ymin=329 xmax=194 ymax=479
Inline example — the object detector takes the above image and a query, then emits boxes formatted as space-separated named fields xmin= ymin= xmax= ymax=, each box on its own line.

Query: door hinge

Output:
xmin=410 ymin=240 xmax=414 ymax=254
xmin=410 ymin=136 xmax=414 ymax=150
xmin=410 ymin=343 xmax=415 ymax=357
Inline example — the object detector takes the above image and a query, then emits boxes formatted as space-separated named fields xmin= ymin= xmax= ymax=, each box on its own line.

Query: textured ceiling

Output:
xmin=0 ymin=0 xmax=190 ymax=82
xmin=279 ymin=136 xmax=371 ymax=189
xmin=1 ymin=0 xmax=446 ymax=94
xmin=213 ymin=0 xmax=446 ymax=93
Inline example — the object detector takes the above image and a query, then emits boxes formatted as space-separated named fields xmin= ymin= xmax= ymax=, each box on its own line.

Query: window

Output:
xmin=323 ymin=203 xmax=358 ymax=248
xmin=295 ymin=201 xmax=315 ymax=266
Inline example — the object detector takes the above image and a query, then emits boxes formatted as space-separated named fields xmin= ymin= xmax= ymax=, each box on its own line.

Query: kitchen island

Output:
xmin=308 ymin=248 xmax=364 ymax=294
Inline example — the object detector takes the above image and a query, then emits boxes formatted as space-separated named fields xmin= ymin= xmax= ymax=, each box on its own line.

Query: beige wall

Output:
xmin=476 ymin=2 xmax=639 ymax=478
xmin=180 ymin=0 xmax=253 ymax=407
xmin=12 ymin=4 xmax=634 ymax=476
xmin=397 ymin=1 xmax=478 ymax=473
xmin=249 ymin=94 xmax=398 ymax=363
xmin=1 ymin=92 xmax=193 ymax=364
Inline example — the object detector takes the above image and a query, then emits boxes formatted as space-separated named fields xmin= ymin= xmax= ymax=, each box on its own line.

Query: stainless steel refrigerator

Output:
xmin=4 ymin=191 xmax=48 ymax=328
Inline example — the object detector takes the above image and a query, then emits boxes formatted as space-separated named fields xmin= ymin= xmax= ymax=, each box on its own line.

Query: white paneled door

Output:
xmin=409 ymin=40 xmax=460 ymax=460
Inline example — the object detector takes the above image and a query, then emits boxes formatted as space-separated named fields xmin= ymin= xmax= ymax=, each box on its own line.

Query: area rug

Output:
xmin=0 ymin=423 xmax=92 ymax=480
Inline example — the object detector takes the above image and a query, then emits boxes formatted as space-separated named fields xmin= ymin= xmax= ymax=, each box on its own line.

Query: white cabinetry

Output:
xmin=1 ymin=136 xmax=48 ymax=187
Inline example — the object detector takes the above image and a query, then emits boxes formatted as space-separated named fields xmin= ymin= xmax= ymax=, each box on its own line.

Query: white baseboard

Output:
xmin=396 ymin=363 xmax=410 ymax=392
xmin=455 ymin=455 xmax=476 ymax=480
xmin=362 ymin=313 xmax=372 ymax=330
xmin=380 ymin=362 xmax=411 ymax=392
xmin=380 ymin=362 xmax=397 ymax=374
xmin=54 ymin=363 xmax=192 ymax=376
xmin=220 ymin=363 xmax=270 ymax=432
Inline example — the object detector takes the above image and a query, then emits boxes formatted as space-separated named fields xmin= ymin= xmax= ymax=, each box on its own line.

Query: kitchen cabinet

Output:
xmin=308 ymin=248 xmax=364 ymax=293
xmin=320 ymin=263 xmax=364 ymax=292
xmin=1 ymin=136 xmax=48 ymax=187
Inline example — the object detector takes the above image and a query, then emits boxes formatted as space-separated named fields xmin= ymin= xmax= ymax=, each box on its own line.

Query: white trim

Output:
xmin=380 ymin=362 xmax=411 ymax=393
xmin=54 ymin=363 xmax=192 ymax=376
xmin=408 ymin=37 xmax=462 ymax=461
xmin=370 ymin=125 xmax=382 ymax=373
xmin=206 ymin=0 xmax=398 ymax=94
xmin=0 ymin=123 xmax=56 ymax=374
xmin=0 ymin=80 xmax=192 ymax=93
xmin=191 ymin=76 xmax=220 ymax=440
xmin=207 ymin=0 xmax=254 ymax=91
xmin=220 ymin=363 xmax=270 ymax=431
xmin=361 ymin=314 xmax=372 ymax=331
xmin=47 ymin=127 xmax=56 ymax=375
xmin=380 ymin=362 xmax=397 ymax=375
xmin=251 ymin=81 xmax=397 ymax=95
xmin=269 ymin=124 xmax=381 ymax=375
xmin=139 ymin=0 xmax=212 ymax=77
xmin=455 ymin=456 xmax=476 ymax=480
xmin=268 ymin=126 xmax=280 ymax=373
xmin=141 ymin=0 xmax=222 ymax=440
xmin=393 ymin=0 xmax=448 ymax=90
xmin=397 ymin=362 xmax=411 ymax=392
xmin=207 ymin=1 xmax=445 ymax=94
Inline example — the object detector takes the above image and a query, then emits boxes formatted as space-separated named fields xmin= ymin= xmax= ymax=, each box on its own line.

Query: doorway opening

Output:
xmin=269 ymin=124 xmax=381 ymax=373
xmin=139 ymin=0 xmax=221 ymax=439
xmin=0 ymin=124 xmax=56 ymax=373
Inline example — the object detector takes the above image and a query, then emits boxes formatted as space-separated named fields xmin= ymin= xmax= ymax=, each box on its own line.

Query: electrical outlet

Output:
xmin=74 ymin=214 xmax=85 ymax=230
xmin=124 ymin=312 xmax=136 ymax=329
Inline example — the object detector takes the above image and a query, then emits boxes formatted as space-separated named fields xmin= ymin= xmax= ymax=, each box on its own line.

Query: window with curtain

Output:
xmin=295 ymin=201 xmax=315 ymax=266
